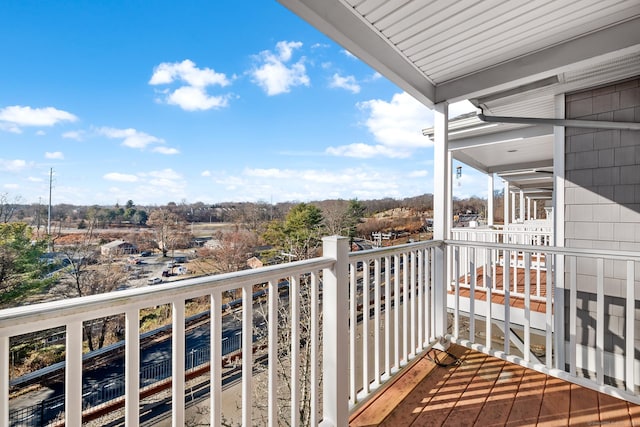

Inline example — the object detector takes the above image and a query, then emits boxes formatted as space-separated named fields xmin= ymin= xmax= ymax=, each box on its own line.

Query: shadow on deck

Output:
xmin=349 ymin=344 xmax=640 ymax=426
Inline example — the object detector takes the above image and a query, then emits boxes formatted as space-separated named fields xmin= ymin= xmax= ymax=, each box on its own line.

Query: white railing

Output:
xmin=2 ymin=236 xmax=638 ymax=427
xmin=1 ymin=240 xmax=339 ymax=427
xmin=446 ymin=239 xmax=640 ymax=405
xmin=346 ymin=240 xmax=442 ymax=408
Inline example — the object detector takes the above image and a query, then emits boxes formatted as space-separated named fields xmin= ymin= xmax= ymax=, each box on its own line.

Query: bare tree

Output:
xmin=58 ymin=215 xmax=126 ymax=351
xmin=147 ymin=208 xmax=181 ymax=257
xmin=0 ymin=192 xmax=23 ymax=223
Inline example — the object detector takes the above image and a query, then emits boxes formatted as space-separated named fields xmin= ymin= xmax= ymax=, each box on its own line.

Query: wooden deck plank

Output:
xmin=409 ymin=349 xmax=484 ymax=427
xmin=440 ymin=354 xmax=501 ymax=426
xmin=348 ymin=357 xmax=437 ymax=427
xmin=376 ymin=348 xmax=465 ymax=426
xmin=597 ymin=392 xmax=633 ymax=426
xmin=505 ymin=369 xmax=546 ymax=426
xmin=537 ymin=376 xmax=571 ymax=426
xmin=349 ymin=344 xmax=640 ymax=427
xmin=473 ymin=362 xmax=525 ymax=426
xmin=569 ymin=384 xmax=600 ymax=426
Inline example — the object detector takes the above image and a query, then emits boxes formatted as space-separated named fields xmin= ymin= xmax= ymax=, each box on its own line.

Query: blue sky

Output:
xmin=0 ymin=0 xmax=481 ymax=206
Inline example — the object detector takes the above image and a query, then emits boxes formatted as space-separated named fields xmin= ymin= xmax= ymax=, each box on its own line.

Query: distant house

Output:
xmin=246 ymin=256 xmax=264 ymax=269
xmin=101 ymin=239 xmax=137 ymax=256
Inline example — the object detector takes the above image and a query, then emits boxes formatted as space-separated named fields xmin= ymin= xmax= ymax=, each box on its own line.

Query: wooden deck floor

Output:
xmin=349 ymin=344 xmax=640 ymax=426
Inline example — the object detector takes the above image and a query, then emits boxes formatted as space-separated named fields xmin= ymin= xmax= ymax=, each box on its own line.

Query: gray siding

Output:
xmin=564 ymin=77 xmax=640 ymax=359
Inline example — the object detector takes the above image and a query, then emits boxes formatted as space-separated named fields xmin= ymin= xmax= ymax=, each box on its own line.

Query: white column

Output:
xmin=503 ymin=180 xmax=510 ymax=227
xmin=534 ymin=200 xmax=538 ymax=220
xmin=487 ymin=173 xmax=494 ymax=226
xmin=125 ymin=309 xmax=140 ymax=427
xmin=0 ymin=336 xmax=8 ymax=427
xmin=322 ymin=236 xmax=349 ymax=426
xmin=511 ymin=191 xmax=516 ymax=223
xmin=172 ymin=300 xmax=186 ymax=427
xmin=527 ymin=197 xmax=531 ymax=221
xmin=519 ymin=190 xmax=525 ymax=222
xmin=66 ymin=322 xmax=83 ymax=427
xmin=433 ymin=102 xmax=450 ymax=339
xmin=553 ymin=93 xmax=566 ymax=370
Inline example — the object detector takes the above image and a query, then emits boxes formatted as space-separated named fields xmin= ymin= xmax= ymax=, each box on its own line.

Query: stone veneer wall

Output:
xmin=564 ymin=77 xmax=640 ymax=375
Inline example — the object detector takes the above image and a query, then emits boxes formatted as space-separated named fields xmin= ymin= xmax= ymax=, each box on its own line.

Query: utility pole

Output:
xmin=47 ymin=168 xmax=53 ymax=235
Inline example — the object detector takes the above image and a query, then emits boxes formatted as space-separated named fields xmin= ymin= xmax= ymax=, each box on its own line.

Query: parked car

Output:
xmin=147 ymin=277 xmax=162 ymax=285
xmin=140 ymin=251 xmax=152 ymax=257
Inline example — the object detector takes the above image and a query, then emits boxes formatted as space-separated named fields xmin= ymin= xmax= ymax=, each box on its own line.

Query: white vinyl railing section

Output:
xmin=1 ymin=237 xmax=345 ymax=427
xmin=2 ymin=236 xmax=639 ymax=427
xmin=346 ymin=241 xmax=441 ymax=408
xmin=446 ymin=239 xmax=640 ymax=405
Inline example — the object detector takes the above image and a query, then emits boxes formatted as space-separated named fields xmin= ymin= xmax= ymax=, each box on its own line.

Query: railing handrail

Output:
xmin=0 ymin=256 xmax=334 ymax=336
xmin=445 ymin=239 xmax=640 ymax=261
xmin=348 ymin=239 xmax=442 ymax=262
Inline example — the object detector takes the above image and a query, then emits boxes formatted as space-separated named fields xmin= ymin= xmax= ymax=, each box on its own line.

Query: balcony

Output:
xmin=2 ymin=234 xmax=639 ymax=426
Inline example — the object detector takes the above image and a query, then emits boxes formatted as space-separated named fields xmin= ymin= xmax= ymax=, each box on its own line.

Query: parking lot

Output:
xmin=122 ymin=252 xmax=192 ymax=289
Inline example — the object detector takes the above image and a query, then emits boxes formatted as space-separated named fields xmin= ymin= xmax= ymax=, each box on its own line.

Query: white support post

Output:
xmin=211 ymin=291 xmax=223 ymax=427
xmin=487 ymin=173 xmax=494 ymax=227
xmin=553 ymin=93 xmax=566 ymax=370
xmin=125 ymin=308 xmax=140 ymax=427
xmin=534 ymin=200 xmax=538 ymax=220
xmin=172 ymin=300 xmax=186 ymax=427
xmin=321 ymin=236 xmax=349 ymax=427
xmin=433 ymin=102 xmax=449 ymax=340
xmin=527 ymin=197 xmax=531 ymax=221
xmin=511 ymin=191 xmax=516 ymax=224
xmin=503 ymin=180 xmax=510 ymax=227
xmin=66 ymin=321 xmax=83 ymax=427
xmin=1 ymin=336 xmax=8 ymax=427
xmin=519 ymin=190 xmax=525 ymax=222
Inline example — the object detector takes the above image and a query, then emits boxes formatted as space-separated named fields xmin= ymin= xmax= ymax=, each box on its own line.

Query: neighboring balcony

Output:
xmin=1 ymin=234 xmax=639 ymax=426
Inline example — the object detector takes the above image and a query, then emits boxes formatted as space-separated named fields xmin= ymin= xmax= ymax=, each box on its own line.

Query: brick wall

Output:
xmin=564 ymin=77 xmax=640 ymax=360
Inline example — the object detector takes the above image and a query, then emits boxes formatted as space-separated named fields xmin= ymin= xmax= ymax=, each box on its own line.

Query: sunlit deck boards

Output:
xmin=349 ymin=344 xmax=640 ymax=426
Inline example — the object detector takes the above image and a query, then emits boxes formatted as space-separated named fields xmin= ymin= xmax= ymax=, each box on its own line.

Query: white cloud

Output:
xmin=205 ymin=166 xmax=428 ymax=203
xmin=201 ymin=170 xmax=211 ymax=177
xmin=342 ymin=50 xmax=357 ymax=59
xmin=45 ymin=151 xmax=64 ymax=160
xmin=150 ymin=59 xmax=231 ymax=111
xmin=152 ymin=146 xmax=180 ymax=155
xmin=252 ymin=41 xmax=309 ymax=95
xmin=27 ymin=176 xmax=43 ymax=182
xmin=36 ymin=130 xmax=46 ymax=136
xmin=359 ymin=92 xmax=433 ymax=149
xmin=408 ymin=170 xmax=429 ymax=178
xmin=326 ymin=92 xmax=433 ymax=159
xmin=0 ymin=159 xmax=28 ymax=172
xmin=97 ymin=127 xmax=164 ymax=149
xmin=166 ymin=86 xmax=229 ymax=111
xmin=0 ymin=122 xmax=21 ymax=133
xmin=146 ymin=168 xmax=183 ymax=181
xmin=0 ymin=106 xmax=77 ymax=130
xmin=329 ymin=73 xmax=360 ymax=94
xmin=103 ymin=172 xmax=139 ymax=182
xmin=326 ymin=143 xmax=409 ymax=159
xmin=3 ymin=183 xmax=19 ymax=190
xmin=62 ymin=130 xmax=85 ymax=141
xmin=449 ymin=100 xmax=477 ymax=119
xmin=149 ymin=59 xmax=229 ymax=87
